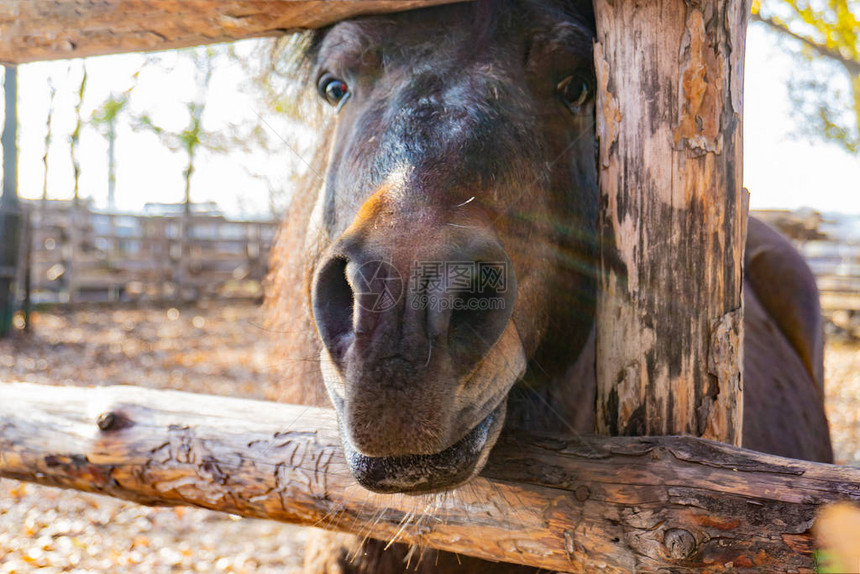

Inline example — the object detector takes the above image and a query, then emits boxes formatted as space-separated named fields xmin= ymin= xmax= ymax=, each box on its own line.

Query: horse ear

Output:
xmin=571 ymin=0 xmax=596 ymax=32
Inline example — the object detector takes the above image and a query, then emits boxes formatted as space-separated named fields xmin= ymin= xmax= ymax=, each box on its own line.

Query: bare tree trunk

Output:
xmin=107 ymin=122 xmax=116 ymax=211
xmin=177 ymin=155 xmax=194 ymax=302
xmin=0 ymin=1 xmax=464 ymax=64
xmin=106 ymin=123 xmax=117 ymax=299
xmin=2 ymin=382 xmax=858 ymax=573
xmin=851 ymin=72 xmax=860 ymax=149
xmin=70 ymin=65 xmax=87 ymax=204
xmin=41 ymin=79 xmax=56 ymax=203
xmin=593 ymin=0 xmax=750 ymax=445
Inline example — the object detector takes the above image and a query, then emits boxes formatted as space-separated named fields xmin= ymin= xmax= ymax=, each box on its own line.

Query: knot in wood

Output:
xmin=663 ymin=528 xmax=696 ymax=561
xmin=96 ymin=411 xmax=131 ymax=431
xmin=574 ymin=485 xmax=591 ymax=502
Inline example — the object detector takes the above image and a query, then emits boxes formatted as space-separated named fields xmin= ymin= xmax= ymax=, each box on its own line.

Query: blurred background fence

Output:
xmin=756 ymin=209 xmax=860 ymax=338
xmin=11 ymin=198 xmax=860 ymax=340
xmin=16 ymin=198 xmax=278 ymax=306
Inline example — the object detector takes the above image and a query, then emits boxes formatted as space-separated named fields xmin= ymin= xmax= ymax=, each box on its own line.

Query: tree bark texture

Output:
xmin=1 ymin=382 xmax=858 ymax=573
xmin=0 ymin=0 xmax=463 ymax=64
xmin=593 ymin=0 xmax=750 ymax=445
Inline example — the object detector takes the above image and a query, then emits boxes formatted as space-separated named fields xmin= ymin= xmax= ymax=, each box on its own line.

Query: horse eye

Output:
xmin=318 ymin=74 xmax=351 ymax=109
xmin=556 ymin=75 xmax=590 ymax=113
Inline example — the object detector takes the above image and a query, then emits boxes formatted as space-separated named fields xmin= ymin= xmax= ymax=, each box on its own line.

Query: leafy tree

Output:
xmin=752 ymin=0 xmax=860 ymax=154
xmin=230 ymin=35 xmax=329 ymax=217
xmin=91 ymin=71 xmax=139 ymax=211
xmin=133 ymin=47 xmax=229 ymax=215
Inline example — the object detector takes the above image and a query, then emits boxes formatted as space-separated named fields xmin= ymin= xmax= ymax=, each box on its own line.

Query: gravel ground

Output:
xmin=0 ymin=302 xmax=858 ymax=572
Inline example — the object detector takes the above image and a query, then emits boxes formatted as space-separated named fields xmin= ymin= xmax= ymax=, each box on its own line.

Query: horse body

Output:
xmin=265 ymin=1 xmax=831 ymax=570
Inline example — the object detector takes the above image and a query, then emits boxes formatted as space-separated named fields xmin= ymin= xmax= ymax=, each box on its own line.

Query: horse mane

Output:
xmin=262 ymin=31 xmax=333 ymax=406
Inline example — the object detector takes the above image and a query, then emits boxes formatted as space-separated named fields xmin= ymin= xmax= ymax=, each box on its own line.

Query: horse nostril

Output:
xmin=446 ymin=274 xmax=515 ymax=368
xmin=313 ymin=257 xmax=354 ymax=359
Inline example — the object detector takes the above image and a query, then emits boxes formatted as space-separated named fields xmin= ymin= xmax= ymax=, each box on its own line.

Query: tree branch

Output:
xmin=752 ymin=12 xmax=860 ymax=75
xmin=1 ymin=382 xmax=859 ymax=572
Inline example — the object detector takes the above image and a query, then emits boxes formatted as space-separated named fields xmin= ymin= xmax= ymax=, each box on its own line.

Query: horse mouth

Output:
xmin=340 ymin=400 xmax=506 ymax=494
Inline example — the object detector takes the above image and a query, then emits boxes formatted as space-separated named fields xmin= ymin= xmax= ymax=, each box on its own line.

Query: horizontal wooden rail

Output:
xmin=0 ymin=0 xmax=463 ymax=64
xmin=1 ymin=382 xmax=859 ymax=572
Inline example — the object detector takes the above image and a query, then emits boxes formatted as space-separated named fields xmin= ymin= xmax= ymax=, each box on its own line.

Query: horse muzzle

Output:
xmin=311 ymin=213 xmax=525 ymax=492
xmin=337 ymin=396 xmax=507 ymax=494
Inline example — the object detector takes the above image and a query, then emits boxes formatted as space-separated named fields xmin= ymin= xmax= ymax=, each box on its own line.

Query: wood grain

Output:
xmin=1 ymin=382 xmax=858 ymax=572
xmin=0 ymin=0 xmax=464 ymax=64
xmin=593 ymin=0 xmax=750 ymax=445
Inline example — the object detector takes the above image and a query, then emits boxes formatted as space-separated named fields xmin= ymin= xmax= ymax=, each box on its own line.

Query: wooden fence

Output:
xmin=3 ymin=381 xmax=859 ymax=573
xmin=803 ymin=240 xmax=860 ymax=314
xmin=754 ymin=210 xmax=860 ymax=316
xmin=0 ymin=3 xmax=857 ymax=571
xmin=16 ymin=204 xmax=858 ymax=313
xmin=18 ymin=200 xmax=279 ymax=305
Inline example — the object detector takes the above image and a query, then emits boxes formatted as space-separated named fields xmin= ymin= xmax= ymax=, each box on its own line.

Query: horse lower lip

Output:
xmin=342 ymin=402 xmax=504 ymax=494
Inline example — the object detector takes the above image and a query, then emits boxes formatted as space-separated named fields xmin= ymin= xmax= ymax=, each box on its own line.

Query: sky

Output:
xmin=742 ymin=25 xmax=860 ymax=215
xmin=3 ymin=23 xmax=860 ymax=218
xmin=10 ymin=42 xmax=300 ymax=219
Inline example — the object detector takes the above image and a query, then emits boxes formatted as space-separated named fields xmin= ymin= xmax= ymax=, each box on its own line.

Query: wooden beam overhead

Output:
xmin=0 ymin=0 xmax=466 ymax=64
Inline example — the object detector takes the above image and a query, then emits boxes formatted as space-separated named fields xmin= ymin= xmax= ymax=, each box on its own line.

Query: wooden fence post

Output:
xmin=593 ymin=0 xmax=750 ymax=445
xmin=0 ymin=64 xmax=21 ymax=337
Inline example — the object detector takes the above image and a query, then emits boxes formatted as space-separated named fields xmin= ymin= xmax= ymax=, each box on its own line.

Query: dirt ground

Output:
xmin=824 ymin=339 xmax=860 ymax=466
xmin=0 ymin=302 xmax=858 ymax=572
xmin=0 ymin=303 xmax=309 ymax=573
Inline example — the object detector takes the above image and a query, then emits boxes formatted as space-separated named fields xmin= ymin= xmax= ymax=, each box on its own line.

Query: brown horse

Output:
xmin=266 ymin=1 xmax=832 ymax=571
